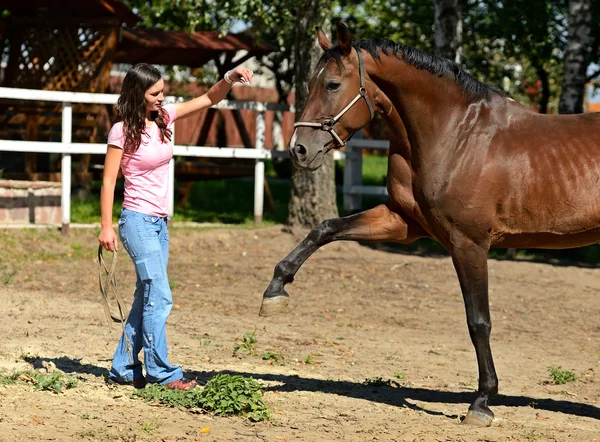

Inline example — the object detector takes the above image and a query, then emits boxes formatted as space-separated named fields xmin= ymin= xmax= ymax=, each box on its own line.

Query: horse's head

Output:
xmin=289 ymin=22 xmax=375 ymax=171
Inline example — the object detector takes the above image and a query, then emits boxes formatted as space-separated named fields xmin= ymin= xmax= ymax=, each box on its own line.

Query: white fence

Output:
xmin=0 ymin=87 xmax=388 ymax=228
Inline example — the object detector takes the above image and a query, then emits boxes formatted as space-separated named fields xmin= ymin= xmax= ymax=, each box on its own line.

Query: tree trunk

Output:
xmin=559 ymin=0 xmax=592 ymax=114
xmin=434 ymin=0 xmax=464 ymax=63
xmin=287 ymin=0 xmax=338 ymax=229
xmin=534 ymin=61 xmax=551 ymax=114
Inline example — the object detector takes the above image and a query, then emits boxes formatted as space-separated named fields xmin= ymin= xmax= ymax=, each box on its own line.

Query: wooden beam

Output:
xmin=195 ymin=108 xmax=217 ymax=146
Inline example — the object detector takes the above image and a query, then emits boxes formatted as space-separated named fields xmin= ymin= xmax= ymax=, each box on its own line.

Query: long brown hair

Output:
xmin=116 ymin=63 xmax=172 ymax=153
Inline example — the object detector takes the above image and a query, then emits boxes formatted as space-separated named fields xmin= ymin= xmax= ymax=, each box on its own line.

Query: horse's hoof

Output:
xmin=258 ymin=295 xmax=289 ymax=317
xmin=461 ymin=409 xmax=494 ymax=427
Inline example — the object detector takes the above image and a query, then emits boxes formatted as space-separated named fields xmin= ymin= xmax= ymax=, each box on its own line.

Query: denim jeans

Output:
xmin=109 ymin=208 xmax=182 ymax=385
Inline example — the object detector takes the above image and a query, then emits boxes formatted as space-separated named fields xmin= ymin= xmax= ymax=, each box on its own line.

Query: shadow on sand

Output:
xmin=21 ymin=355 xmax=598 ymax=422
xmin=185 ymin=368 xmax=600 ymax=422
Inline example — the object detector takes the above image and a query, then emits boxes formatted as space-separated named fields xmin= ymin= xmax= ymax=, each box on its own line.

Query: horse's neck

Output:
xmin=373 ymin=56 xmax=472 ymax=157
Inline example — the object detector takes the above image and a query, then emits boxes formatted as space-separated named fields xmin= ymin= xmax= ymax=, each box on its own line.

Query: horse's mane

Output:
xmin=320 ymin=37 xmax=499 ymax=102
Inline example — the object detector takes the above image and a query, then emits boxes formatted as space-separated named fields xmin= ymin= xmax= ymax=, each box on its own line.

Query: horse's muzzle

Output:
xmin=289 ymin=143 xmax=308 ymax=163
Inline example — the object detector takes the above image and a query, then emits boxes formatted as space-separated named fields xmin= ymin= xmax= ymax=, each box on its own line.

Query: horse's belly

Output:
xmin=493 ymin=229 xmax=600 ymax=249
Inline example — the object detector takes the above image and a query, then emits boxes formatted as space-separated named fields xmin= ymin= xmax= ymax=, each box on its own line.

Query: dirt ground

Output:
xmin=0 ymin=224 xmax=599 ymax=442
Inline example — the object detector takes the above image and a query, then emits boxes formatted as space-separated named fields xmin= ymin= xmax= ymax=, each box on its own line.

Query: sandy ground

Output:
xmin=0 ymin=224 xmax=599 ymax=441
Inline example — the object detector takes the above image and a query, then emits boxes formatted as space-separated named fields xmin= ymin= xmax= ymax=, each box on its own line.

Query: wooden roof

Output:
xmin=0 ymin=0 xmax=140 ymax=25
xmin=1 ymin=0 xmax=274 ymax=68
xmin=115 ymin=28 xmax=275 ymax=67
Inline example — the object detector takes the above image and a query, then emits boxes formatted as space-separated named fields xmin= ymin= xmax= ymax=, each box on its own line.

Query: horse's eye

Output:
xmin=326 ymin=82 xmax=341 ymax=91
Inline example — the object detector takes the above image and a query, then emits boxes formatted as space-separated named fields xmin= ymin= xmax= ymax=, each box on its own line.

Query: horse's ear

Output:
xmin=336 ymin=22 xmax=352 ymax=56
xmin=316 ymin=26 xmax=333 ymax=51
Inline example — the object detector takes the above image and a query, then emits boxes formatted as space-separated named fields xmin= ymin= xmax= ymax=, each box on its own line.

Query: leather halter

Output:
xmin=293 ymin=48 xmax=375 ymax=148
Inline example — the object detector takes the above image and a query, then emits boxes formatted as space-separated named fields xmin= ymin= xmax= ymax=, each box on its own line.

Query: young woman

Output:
xmin=98 ymin=63 xmax=253 ymax=390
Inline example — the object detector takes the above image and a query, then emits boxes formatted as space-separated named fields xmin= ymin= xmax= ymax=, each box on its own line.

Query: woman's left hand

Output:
xmin=228 ymin=67 xmax=254 ymax=85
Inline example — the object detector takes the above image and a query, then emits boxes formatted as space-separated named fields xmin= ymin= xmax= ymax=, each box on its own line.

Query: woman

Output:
xmin=98 ymin=63 xmax=253 ymax=390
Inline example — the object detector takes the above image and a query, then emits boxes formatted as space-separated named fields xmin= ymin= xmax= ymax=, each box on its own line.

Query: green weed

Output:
xmin=77 ymin=429 xmax=97 ymax=438
xmin=1 ymin=264 xmax=17 ymax=284
xmin=141 ymin=421 xmax=158 ymax=434
xmin=363 ymin=377 xmax=401 ymax=388
xmin=547 ymin=366 xmax=576 ymax=384
xmin=0 ymin=370 xmax=77 ymax=393
xmin=192 ymin=334 xmax=211 ymax=346
xmin=132 ymin=374 xmax=270 ymax=421
xmin=233 ymin=330 xmax=257 ymax=356
xmin=262 ymin=352 xmax=284 ymax=365
xmin=523 ymin=428 xmax=538 ymax=441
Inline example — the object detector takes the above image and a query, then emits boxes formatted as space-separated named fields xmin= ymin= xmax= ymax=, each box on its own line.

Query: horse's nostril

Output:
xmin=296 ymin=144 xmax=307 ymax=156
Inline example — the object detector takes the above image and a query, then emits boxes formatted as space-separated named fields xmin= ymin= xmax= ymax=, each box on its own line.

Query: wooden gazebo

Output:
xmin=0 ymin=0 xmax=273 ymax=187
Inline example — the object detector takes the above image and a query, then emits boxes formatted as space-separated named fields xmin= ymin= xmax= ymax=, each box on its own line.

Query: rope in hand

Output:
xmin=98 ymin=245 xmax=133 ymax=361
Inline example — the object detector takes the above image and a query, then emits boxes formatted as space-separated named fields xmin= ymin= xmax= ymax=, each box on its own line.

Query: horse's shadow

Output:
xmin=187 ymin=368 xmax=600 ymax=422
xmin=25 ymin=356 xmax=600 ymax=422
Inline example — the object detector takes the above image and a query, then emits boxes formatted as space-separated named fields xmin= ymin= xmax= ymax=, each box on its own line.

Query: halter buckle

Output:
xmin=321 ymin=119 xmax=334 ymax=130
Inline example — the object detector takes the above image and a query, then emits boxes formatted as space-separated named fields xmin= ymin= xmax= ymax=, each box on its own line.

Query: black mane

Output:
xmin=320 ymin=37 xmax=499 ymax=102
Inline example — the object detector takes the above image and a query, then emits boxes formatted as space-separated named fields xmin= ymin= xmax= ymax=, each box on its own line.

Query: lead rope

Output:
xmin=98 ymin=245 xmax=133 ymax=363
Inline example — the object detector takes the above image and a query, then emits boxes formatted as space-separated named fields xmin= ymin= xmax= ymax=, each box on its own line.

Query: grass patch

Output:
xmin=394 ymin=371 xmax=405 ymax=380
xmin=262 ymin=352 xmax=284 ymax=364
xmin=0 ymin=370 xmax=78 ymax=393
xmin=70 ymin=178 xmax=290 ymax=225
xmin=132 ymin=374 xmax=270 ymax=421
xmin=547 ymin=366 xmax=576 ymax=384
xmin=363 ymin=376 xmax=401 ymax=388
xmin=69 ymin=154 xmax=389 ymax=226
xmin=233 ymin=330 xmax=257 ymax=356
xmin=361 ymin=154 xmax=388 ymax=186
xmin=177 ymin=178 xmax=290 ymax=224
xmin=1 ymin=263 xmax=17 ymax=284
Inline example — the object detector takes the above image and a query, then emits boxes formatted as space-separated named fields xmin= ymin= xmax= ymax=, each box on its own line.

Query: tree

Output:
xmin=559 ymin=0 xmax=592 ymax=114
xmin=335 ymin=0 xmax=435 ymax=53
xmin=287 ymin=0 xmax=338 ymax=229
xmin=434 ymin=0 xmax=464 ymax=63
xmin=465 ymin=1 xmax=567 ymax=113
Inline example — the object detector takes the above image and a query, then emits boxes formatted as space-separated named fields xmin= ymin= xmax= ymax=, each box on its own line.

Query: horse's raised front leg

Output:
xmin=450 ymin=235 xmax=498 ymax=427
xmin=259 ymin=204 xmax=411 ymax=316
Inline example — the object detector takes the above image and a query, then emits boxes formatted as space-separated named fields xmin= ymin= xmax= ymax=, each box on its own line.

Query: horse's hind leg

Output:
xmin=259 ymin=204 xmax=411 ymax=316
xmin=450 ymin=235 xmax=498 ymax=427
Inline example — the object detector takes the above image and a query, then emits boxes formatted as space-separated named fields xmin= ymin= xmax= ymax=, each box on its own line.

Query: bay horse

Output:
xmin=259 ymin=22 xmax=600 ymax=426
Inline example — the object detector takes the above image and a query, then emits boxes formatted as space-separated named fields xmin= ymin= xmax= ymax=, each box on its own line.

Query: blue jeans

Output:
xmin=109 ymin=208 xmax=182 ymax=385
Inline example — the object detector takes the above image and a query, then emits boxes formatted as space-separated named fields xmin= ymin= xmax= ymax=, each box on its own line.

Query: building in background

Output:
xmin=586 ymin=82 xmax=600 ymax=112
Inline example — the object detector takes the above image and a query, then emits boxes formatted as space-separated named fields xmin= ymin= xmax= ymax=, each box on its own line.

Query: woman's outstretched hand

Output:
xmin=228 ymin=67 xmax=254 ymax=85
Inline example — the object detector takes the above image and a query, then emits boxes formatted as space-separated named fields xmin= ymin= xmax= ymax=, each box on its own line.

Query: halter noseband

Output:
xmin=293 ymin=48 xmax=375 ymax=148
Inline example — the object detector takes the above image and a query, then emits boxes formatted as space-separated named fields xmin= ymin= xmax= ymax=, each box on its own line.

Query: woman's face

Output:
xmin=144 ymin=78 xmax=165 ymax=112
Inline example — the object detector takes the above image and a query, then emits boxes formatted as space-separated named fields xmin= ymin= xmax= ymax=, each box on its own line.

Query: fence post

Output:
xmin=254 ymin=105 xmax=266 ymax=225
xmin=343 ymin=142 xmax=363 ymax=214
xmin=61 ymin=102 xmax=72 ymax=234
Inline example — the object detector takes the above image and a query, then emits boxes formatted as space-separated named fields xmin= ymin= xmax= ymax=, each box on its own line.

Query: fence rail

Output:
xmin=0 ymin=87 xmax=388 ymax=229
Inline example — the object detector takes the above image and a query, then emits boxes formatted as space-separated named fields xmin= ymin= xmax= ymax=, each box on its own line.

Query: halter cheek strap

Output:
xmin=293 ymin=47 xmax=375 ymax=148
